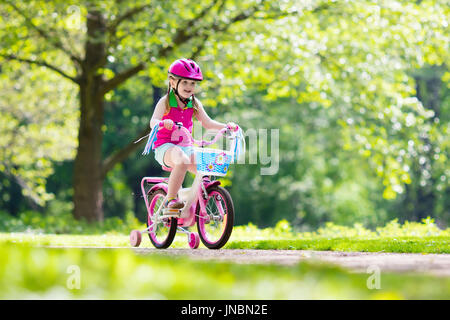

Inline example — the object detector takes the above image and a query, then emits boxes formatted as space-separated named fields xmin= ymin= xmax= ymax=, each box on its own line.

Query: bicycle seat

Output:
xmin=162 ymin=165 xmax=172 ymax=172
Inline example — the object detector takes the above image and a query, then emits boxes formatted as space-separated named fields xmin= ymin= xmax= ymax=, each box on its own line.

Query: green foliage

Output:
xmin=0 ymin=63 xmax=78 ymax=206
xmin=375 ymin=217 xmax=447 ymax=238
xmin=232 ymin=217 xmax=450 ymax=240
xmin=227 ymin=81 xmax=448 ymax=227
xmin=1 ymin=243 xmax=449 ymax=299
xmin=202 ymin=0 xmax=449 ymax=203
xmin=228 ymin=218 xmax=450 ymax=253
xmin=0 ymin=0 xmax=448 ymax=228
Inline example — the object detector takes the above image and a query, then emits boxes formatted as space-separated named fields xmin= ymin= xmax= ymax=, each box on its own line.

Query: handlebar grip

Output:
xmin=226 ymin=124 xmax=239 ymax=132
xmin=158 ymin=120 xmax=183 ymax=130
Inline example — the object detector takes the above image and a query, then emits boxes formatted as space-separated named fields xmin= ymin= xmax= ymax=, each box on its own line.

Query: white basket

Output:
xmin=194 ymin=147 xmax=234 ymax=176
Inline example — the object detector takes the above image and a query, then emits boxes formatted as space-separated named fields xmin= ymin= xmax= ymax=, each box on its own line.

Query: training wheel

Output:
xmin=130 ymin=230 xmax=142 ymax=247
xmin=188 ymin=232 xmax=200 ymax=249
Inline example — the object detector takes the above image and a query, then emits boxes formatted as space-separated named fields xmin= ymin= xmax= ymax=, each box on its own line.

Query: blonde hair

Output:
xmin=164 ymin=75 xmax=199 ymax=115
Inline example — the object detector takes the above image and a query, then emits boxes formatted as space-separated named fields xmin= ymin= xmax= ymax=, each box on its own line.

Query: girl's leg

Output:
xmin=187 ymin=152 xmax=197 ymax=174
xmin=164 ymin=146 xmax=192 ymax=199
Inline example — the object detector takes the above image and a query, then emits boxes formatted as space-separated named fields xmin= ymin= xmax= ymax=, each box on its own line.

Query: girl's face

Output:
xmin=171 ymin=77 xmax=197 ymax=99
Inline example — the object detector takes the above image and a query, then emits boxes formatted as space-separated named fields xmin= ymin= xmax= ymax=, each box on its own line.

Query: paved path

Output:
xmin=133 ymin=248 xmax=450 ymax=277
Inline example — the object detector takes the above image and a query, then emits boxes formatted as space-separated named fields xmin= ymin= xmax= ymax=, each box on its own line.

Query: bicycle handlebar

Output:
xmin=141 ymin=120 xmax=244 ymax=158
xmin=159 ymin=121 xmax=240 ymax=148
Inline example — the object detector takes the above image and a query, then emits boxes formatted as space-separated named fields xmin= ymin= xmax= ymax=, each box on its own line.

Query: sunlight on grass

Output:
xmin=0 ymin=218 xmax=448 ymax=253
xmin=1 ymin=218 xmax=449 ymax=299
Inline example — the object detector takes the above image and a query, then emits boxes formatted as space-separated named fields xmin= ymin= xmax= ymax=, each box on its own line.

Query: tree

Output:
xmin=204 ymin=0 xmax=448 ymax=203
xmin=1 ymin=0 xmax=448 ymax=225
xmin=0 ymin=61 xmax=78 ymax=209
xmin=0 ymin=0 xmax=294 ymax=222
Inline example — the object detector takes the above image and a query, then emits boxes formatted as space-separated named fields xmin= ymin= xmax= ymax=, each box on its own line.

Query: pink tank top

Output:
xmin=153 ymin=91 xmax=194 ymax=149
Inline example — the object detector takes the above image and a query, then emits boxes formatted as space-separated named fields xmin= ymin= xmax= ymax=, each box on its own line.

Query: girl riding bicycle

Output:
xmin=149 ymin=58 xmax=237 ymax=211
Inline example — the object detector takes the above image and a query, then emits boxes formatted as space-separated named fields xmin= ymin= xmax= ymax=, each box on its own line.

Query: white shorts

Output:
xmin=154 ymin=143 xmax=194 ymax=167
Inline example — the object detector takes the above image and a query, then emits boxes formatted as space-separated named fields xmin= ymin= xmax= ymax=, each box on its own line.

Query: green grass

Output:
xmin=225 ymin=237 xmax=450 ymax=253
xmin=1 ymin=218 xmax=449 ymax=299
xmin=0 ymin=233 xmax=131 ymax=247
xmin=1 ymin=233 xmax=448 ymax=254
xmin=1 ymin=243 xmax=449 ymax=299
xmin=0 ymin=217 xmax=448 ymax=254
xmin=226 ymin=218 xmax=450 ymax=253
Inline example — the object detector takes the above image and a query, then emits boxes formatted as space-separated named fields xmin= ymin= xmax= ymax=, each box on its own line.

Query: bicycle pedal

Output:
xmin=162 ymin=208 xmax=181 ymax=217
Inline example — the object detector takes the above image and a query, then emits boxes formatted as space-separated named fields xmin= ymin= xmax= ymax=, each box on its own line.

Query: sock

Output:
xmin=166 ymin=197 xmax=176 ymax=204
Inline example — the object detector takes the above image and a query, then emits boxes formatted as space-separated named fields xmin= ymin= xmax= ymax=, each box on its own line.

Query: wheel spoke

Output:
xmin=147 ymin=190 xmax=177 ymax=248
xmin=198 ymin=190 xmax=229 ymax=245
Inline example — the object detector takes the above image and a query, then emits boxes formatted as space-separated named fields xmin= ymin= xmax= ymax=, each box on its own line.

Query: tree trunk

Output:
xmin=73 ymin=82 xmax=105 ymax=222
xmin=410 ymin=66 xmax=442 ymax=222
xmin=73 ymin=9 xmax=106 ymax=222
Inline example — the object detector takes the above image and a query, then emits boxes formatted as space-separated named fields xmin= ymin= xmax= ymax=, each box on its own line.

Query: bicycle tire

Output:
xmin=196 ymin=185 xmax=234 ymax=249
xmin=147 ymin=189 xmax=177 ymax=249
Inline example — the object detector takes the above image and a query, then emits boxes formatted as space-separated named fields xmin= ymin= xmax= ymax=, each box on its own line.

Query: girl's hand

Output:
xmin=163 ymin=119 xmax=174 ymax=130
xmin=226 ymin=122 xmax=238 ymax=132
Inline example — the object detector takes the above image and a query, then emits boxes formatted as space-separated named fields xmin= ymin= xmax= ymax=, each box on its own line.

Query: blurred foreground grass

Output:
xmin=1 ymin=243 xmax=449 ymax=300
xmin=1 ymin=218 xmax=449 ymax=299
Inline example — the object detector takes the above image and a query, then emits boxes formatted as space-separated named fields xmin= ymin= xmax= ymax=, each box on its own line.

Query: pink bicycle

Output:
xmin=130 ymin=122 xmax=245 ymax=249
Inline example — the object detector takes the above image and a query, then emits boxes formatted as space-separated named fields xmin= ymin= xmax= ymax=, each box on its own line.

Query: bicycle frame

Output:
xmin=140 ymin=174 xmax=220 ymax=230
xmin=141 ymin=124 xmax=241 ymax=230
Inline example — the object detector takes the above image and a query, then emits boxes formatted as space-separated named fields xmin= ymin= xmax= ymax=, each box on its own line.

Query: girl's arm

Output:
xmin=195 ymin=98 xmax=228 ymax=131
xmin=150 ymin=96 xmax=175 ymax=129
xmin=150 ymin=97 xmax=165 ymax=129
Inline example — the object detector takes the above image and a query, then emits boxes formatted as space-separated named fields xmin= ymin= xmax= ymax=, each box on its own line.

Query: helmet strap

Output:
xmin=173 ymin=78 xmax=191 ymax=107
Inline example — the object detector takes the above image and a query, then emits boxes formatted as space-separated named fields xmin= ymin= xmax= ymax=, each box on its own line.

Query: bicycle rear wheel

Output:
xmin=196 ymin=185 xmax=234 ymax=249
xmin=147 ymin=189 xmax=177 ymax=249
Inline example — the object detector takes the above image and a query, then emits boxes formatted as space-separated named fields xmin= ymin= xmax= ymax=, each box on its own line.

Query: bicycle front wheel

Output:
xmin=196 ymin=185 xmax=234 ymax=249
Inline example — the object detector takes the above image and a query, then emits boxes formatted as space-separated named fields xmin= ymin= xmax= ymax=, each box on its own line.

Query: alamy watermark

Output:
xmin=66 ymin=5 xmax=82 ymax=30
xmin=178 ymin=122 xmax=280 ymax=176
xmin=366 ymin=265 xmax=381 ymax=290
xmin=66 ymin=265 xmax=81 ymax=290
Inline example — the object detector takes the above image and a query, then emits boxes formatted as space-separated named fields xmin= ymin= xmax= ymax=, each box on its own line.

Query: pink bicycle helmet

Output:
xmin=168 ymin=58 xmax=203 ymax=81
